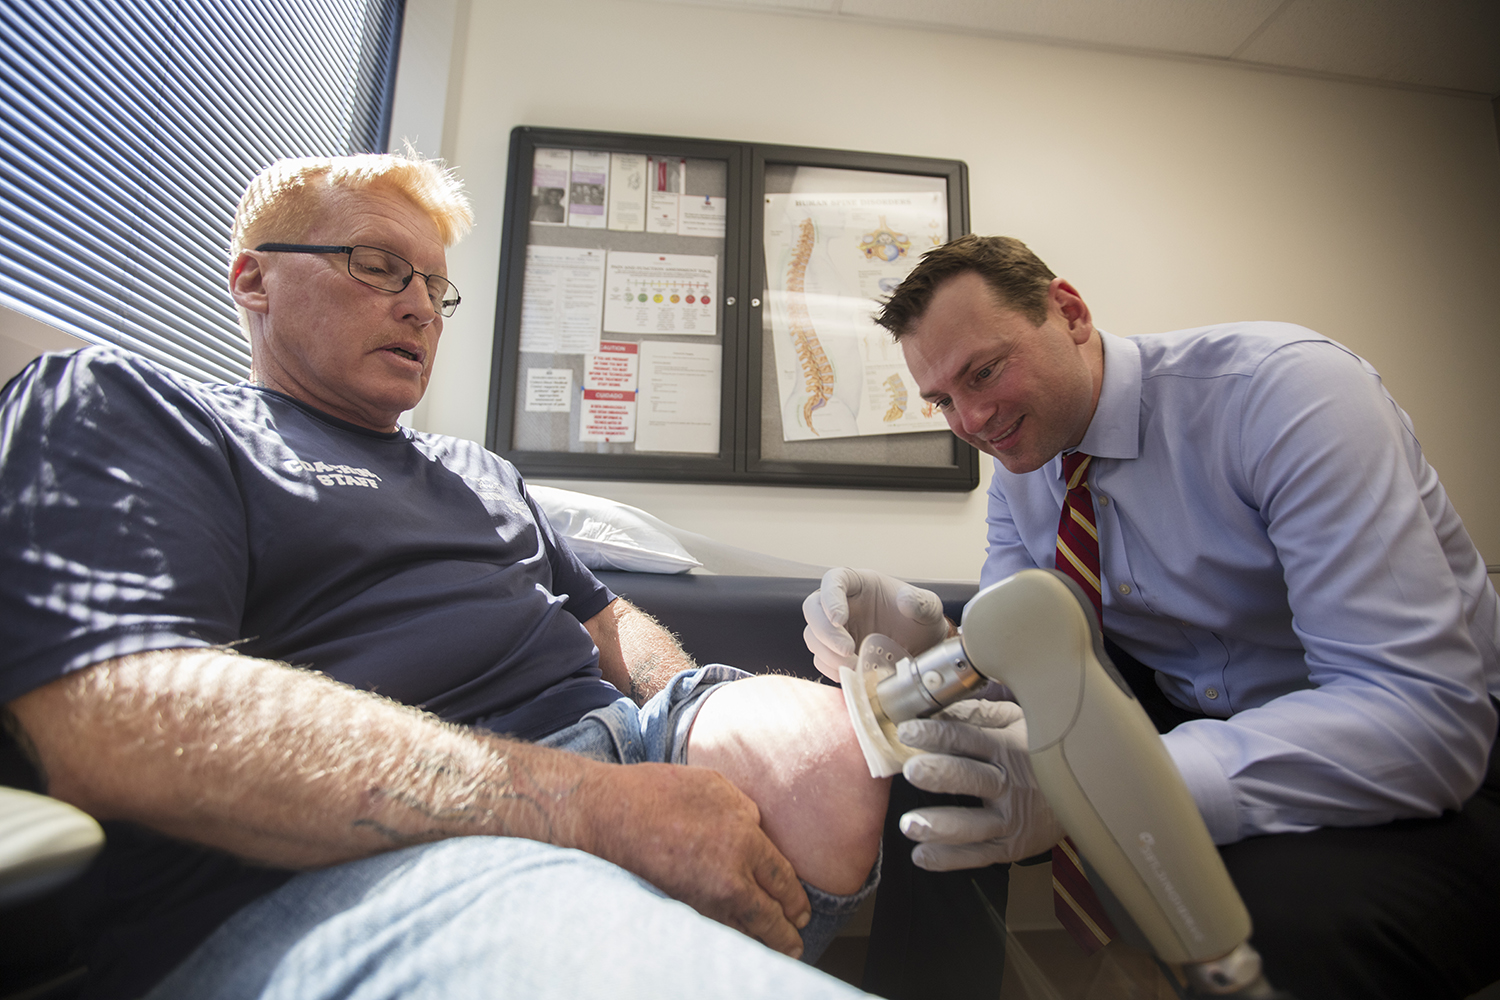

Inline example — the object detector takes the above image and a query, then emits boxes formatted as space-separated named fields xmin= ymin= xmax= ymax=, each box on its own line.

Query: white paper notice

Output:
xmin=646 ymin=191 xmax=679 ymax=234
xmin=679 ymin=194 xmax=726 ymax=238
xmin=603 ymin=251 xmax=716 ymax=336
xmin=529 ymin=148 xmax=570 ymax=225
xmin=568 ymin=150 xmax=609 ymax=229
xmin=579 ymin=342 xmax=640 ymax=442
xmin=585 ymin=341 xmax=639 ymax=392
xmin=579 ymin=389 xmax=636 ymax=443
xmin=645 ymin=156 xmax=683 ymax=234
xmin=520 ymin=245 xmax=606 ymax=354
xmin=525 ymin=368 xmax=573 ymax=412
xmin=635 ymin=341 xmax=719 ymax=454
xmin=607 ymin=153 xmax=646 ymax=232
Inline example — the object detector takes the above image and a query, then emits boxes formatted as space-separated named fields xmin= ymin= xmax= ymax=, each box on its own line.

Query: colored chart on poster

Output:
xmin=602 ymin=251 xmax=717 ymax=336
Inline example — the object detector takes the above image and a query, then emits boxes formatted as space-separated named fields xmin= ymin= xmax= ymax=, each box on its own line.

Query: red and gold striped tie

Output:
xmin=1050 ymin=451 xmax=1118 ymax=954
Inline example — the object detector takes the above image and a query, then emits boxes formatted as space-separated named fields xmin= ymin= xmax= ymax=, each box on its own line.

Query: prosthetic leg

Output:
xmin=840 ymin=569 xmax=1287 ymax=998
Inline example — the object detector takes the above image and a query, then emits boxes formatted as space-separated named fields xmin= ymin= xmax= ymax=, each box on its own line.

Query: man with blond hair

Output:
xmin=0 ymin=153 xmax=886 ymax=1000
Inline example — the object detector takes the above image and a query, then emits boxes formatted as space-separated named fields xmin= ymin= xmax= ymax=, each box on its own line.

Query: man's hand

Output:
xmin=572 ymin=761 xmax=812 ymax=957
xmin=894 ymin=699 xmax=1064 ymax=871
xmin=802 ymin=567 xmax=951 ymax=681
xmin=13 ymin=649 xmax=814 ymax=957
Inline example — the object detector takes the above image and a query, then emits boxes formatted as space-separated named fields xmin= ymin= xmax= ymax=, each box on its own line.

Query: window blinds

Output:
xmin=0 ymin=0 xmax=404 ymax=383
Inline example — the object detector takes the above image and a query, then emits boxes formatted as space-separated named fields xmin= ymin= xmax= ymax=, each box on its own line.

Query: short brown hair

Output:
xmin=876 ymin=235 xmax=1056 ymax=339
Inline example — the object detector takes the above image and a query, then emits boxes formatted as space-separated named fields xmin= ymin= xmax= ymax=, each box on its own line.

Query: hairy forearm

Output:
xmin=587 ymin=598 xmax=696 ymax=705
xmin=8 ymin=643 xmax=817 ymax=955
xmin=7 ymin=648 xmax=603 ymax=869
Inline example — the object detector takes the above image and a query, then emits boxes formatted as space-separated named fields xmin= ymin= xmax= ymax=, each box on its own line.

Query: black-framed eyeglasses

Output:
xmin=254 ymin=243 xmax=461 ymax=317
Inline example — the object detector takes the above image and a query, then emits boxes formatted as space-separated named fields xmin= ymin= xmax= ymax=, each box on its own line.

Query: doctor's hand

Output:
xmin=895 ymin=699 xmax=1064 ymax=871
xmin=802 ymin=567 xmax=951 ymax=681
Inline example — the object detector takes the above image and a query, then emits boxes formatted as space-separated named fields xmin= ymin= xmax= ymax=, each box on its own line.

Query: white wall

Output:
xmin=0 ymin=304 xmax=90 ymax=384
xmin=412 ymin=0 xmax=1500 ymax=582
xmin=384 ymin=0 xmax=463 ymax=161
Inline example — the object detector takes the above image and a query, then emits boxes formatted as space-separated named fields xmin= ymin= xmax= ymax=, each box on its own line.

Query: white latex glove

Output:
xmin=801 ymin=567 xmax=950 ymax=681
xmin=895 ymin=699 xmax=1065 ymax=872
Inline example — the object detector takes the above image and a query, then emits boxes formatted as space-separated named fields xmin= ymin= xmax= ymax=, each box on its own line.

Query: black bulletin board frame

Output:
xmin=487 ymin=126 xmax=977 ymax=491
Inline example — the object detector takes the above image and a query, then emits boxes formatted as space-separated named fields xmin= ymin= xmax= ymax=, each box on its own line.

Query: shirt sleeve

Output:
xmin=1160 ymin=340 xmax=1496 ymax=843
xmin=520 ymin=480 xmax=615 ymax=624
xmin=0 ymin=350 xmax=249 ymax=702
xmin=981 ymin=465 xmax=1045 ymax=587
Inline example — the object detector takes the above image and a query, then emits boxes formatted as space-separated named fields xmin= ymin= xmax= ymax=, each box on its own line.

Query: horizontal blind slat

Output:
xmin=0 ymin=0 xmax=405 ymax=384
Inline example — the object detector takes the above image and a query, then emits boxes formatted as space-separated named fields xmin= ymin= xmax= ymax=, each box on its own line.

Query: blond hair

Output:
xmin=230 ymin=151 xmax=474 ymax=256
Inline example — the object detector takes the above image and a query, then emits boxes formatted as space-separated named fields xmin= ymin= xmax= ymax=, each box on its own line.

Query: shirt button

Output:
xmin=1097 ymin=494 xmax=1109 ymax=506
xmin=1117 ymin=583 xmax=1132 ymax=595
xmin=1205 ymin=687 xmax=1219 ymax=700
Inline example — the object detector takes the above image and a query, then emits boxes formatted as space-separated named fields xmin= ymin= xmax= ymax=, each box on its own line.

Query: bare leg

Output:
xmin=685 ymin=675 xmax=890 ymax=895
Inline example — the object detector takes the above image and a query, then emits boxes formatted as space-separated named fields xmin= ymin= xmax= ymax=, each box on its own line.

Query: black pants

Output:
xmin=862 ymin=776 xmax=1012 ymax=1000
xmin=865 ymin=642 xmax=1500 ymax=1000
xmin=1107 ymin=639 xmax=1500 ymax=1000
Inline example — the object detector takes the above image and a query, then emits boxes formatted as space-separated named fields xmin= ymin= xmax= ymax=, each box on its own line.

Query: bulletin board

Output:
xmin=487 ymin=126 xmax=977 ymax=491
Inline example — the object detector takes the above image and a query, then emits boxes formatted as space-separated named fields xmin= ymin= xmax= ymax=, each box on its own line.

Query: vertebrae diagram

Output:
xmin=785 ymin=218 xmax=835 ymax=434
xmin=858 ymin=217 xmax=912 ymax=263
xmin=882 ymin=373 xmax=907 ymax=422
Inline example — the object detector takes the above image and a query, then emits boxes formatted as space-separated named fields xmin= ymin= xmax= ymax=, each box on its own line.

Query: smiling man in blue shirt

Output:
xmin=806 ymin=235 xmax=1500 ymax=999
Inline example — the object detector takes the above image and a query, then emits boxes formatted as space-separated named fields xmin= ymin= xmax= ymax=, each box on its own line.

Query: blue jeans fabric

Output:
xmin=539 ymin=664 xmax=880 ymax=963
xmin=535 ymin=663 xmax=739 ymax=765
xmin=142 ymin=838 xmax=872 ymax=1000
xmin=143 ymin=667 xmax=878 ymax=999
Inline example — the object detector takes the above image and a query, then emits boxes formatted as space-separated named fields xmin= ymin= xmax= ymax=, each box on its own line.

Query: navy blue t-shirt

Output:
xmin=0 ymin=346 xmax=622 ymax=996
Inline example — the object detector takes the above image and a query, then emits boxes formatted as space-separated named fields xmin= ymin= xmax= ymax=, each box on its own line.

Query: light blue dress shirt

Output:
xmin=981 ymin=324 xmax=1499 ymax=844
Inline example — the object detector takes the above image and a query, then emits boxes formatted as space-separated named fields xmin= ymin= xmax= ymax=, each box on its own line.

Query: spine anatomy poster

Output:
xmin=764 ymin=192 xmax=949 ymax=441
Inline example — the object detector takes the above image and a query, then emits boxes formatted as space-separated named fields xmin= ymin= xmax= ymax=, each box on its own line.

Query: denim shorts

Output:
xmin=536 ymin=664 xmax=879 ymax=961
xmin=537 ymin=663 xmax=748 ymax=765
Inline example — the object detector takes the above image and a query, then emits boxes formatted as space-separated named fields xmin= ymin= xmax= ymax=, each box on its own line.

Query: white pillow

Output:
xmin=528 ymin=486 xmax=702 ymax=575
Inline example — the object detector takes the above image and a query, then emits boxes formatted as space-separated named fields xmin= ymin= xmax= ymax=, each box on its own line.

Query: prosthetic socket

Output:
xmin=841 ymin=569 xmax=1279 ymax=997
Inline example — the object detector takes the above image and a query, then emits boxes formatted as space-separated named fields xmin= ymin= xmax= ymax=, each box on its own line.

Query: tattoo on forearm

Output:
xmin=365 ymin=786 xmax=494 ymax=825
xmin=351 ymin=817 xmax=463 ymax=845
xmin=354 ymin=750 xmax=581 ymax=847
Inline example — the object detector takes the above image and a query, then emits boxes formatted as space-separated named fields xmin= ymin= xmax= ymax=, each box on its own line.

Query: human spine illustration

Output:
xmin=883 ymin=373 xmax=906 ymax=422
xmin=785 ymin=218 xmax=835 ymax=434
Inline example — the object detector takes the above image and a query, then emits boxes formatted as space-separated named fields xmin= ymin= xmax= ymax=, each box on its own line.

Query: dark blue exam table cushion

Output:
xmin=593 ymin=572 xmax=978 ymax=683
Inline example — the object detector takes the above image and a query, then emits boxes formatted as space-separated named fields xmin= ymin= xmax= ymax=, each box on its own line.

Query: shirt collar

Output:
xmin=1075 ymin=331 xmax=1140 ymax=461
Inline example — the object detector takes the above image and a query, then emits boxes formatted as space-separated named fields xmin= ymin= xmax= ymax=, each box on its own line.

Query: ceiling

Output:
xmin=656 ymin=0 xmax=1500 ymax=98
